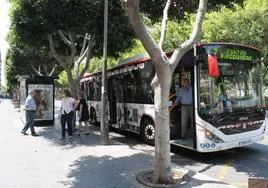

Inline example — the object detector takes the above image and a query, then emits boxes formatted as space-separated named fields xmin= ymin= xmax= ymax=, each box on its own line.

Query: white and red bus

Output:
xmin=80 ymin=42 xmax=267 ymax=152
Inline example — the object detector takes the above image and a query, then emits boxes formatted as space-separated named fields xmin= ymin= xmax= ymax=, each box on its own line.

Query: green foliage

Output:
xmin=5 ymin=49 xmax=21 ymax=92
xmin=116 ymin=15 xmax=194 ymax=58
xmin=152 ymin=16 xmax=195 ymax=52
xmin=140 ymin=0 xmax=244 ymax=22
xmin=117 ymin=40 xmax=146 ymax=60
xmin=57 ymin=56 xmax=118 ymax=85
xmin=56 ymin=70 xmax=68 ymax=88
xmin=202 ymin=0 xmax=267 ymax=45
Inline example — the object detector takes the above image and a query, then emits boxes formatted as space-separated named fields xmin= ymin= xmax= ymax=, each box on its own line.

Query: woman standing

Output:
xmin=60 ymin=89 xmax=76 ymax=139
xmin=76 ymin=91 xmax=90 ymax=135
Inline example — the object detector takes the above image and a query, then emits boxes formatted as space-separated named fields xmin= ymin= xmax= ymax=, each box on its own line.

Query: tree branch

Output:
xmin=122 ymin=0 xmax=166 ymax=65
xmin=76 ymin=34 xmax=94 ymax=66
xmin=48 ymin=65 xmax=57 ymax=77
xmin=48 ymin=34 xmax=67 ymax=68
xmin=78 ymin=36 xmax=95 ymax=79
xmin=67 ymin=32 xmax=77 ymax=67
xmin=58 ymin=30 xmax=72 ymax=47
xmin=31 ymin=64 xmax=43 ymax=76
xmin=80 ymin=33 xmax=89 ymax=57
xmin=76 ymin=46 xmax=89 ymax=65
xmin=170 ymin=0 xmax=208 ymax=70
xmin=159 ymin=0 xmax=171 ymax=49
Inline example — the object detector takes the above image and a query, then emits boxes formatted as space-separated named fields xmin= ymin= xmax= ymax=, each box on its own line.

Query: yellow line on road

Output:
xmin=217 ymin=160 xmax=233 ymax=180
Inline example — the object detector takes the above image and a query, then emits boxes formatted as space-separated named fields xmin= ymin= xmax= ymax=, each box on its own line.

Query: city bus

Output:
xmin=80 ymin=42 xmax=267 ymax=152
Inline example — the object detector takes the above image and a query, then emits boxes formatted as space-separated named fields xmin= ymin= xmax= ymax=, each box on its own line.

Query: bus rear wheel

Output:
xmin=141 ymin=119 xmax=155 ymax=146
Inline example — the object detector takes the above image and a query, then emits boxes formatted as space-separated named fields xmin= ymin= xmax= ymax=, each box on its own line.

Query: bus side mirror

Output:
xmin=208 ymin=54 xmax=219 ymax=77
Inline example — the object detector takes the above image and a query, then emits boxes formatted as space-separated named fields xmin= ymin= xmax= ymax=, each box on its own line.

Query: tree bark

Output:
xmin=153 ymin=64 xmax=172 ymax=183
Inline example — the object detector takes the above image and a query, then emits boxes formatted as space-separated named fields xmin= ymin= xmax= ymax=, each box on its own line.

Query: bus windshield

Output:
xmin=198 ymin=45 xmax=264 ymax=129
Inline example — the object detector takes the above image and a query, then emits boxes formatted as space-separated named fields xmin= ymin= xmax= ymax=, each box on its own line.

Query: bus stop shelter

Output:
xmin=19 ymin=75 xmax=56 ymax=126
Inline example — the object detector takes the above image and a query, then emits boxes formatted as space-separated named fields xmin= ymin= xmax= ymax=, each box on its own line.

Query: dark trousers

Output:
xmin=181 ymin=104 xmax=193 ymax=138
xmin=60 ymin=111 xmax=74 ymax=137
xmin=22 ymin=110 xmax=36 ymax=134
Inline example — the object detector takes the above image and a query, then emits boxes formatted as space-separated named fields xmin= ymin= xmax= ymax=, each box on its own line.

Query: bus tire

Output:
xmin=141 ymin=118 xmax=155 ymax=146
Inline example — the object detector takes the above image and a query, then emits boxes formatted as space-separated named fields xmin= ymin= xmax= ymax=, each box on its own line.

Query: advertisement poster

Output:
xmin=28 ymin=84 xmax=54 ymax=120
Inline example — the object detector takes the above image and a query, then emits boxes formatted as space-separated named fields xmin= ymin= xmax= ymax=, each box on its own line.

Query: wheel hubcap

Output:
xmin=144 ymin=124 xmax=155 ymax=140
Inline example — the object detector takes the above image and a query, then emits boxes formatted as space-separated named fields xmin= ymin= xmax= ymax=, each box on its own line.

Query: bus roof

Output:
xmin=81 ymin=42 xmax=260 ymax=81
xmin=197 ymin=42 xmax=260 ymax=52
xmin=114 ymin=43 xmax=260 ymax=69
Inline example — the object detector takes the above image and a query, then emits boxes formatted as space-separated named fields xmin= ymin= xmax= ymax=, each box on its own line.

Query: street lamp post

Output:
xmin=100 ymin=0 xmax=109 ymax=145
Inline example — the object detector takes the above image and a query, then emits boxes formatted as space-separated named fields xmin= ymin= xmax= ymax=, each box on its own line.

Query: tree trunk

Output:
xmin=69 ymin=80 xmax=79 ymax=99
xmin=69 ymin=80 xmax=80 ymax=132
xmin=122 ymin=0 xmax=208 ymax=184
xmin=153 ymin=65 xmax=172 ymax=184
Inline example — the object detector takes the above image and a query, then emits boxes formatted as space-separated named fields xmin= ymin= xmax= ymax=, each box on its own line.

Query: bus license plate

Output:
xmin=239 ymin=139 xmax=252 ymax=146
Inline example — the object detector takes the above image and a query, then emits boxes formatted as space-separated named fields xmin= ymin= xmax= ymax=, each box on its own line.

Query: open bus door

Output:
xmin=170 ymin=67 xmax=195 ymax=150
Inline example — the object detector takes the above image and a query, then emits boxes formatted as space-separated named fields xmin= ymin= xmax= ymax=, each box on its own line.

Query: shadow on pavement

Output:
xmin=64 ymin=153 xmax=230 ymax=188
xmin=37 ymin=126 xmax=122 ymax=150
xmin=64 ymin=154 xmax=152 ymax=188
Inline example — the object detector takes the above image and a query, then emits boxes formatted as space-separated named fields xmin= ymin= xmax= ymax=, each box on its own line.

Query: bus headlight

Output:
xmin=205 ymin=130 xmax=224 ymax=143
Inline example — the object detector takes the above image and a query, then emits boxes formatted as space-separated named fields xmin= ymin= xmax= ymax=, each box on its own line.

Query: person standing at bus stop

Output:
xmin=59 ymin=89 xmax=76 ymax=140
xmin=21 ymin=90 xmax=39 ymax=136
xmin=76 ymin=91 xmax=90 ymax=135
xmin=175 ymin=78 xmax=193 ymax=140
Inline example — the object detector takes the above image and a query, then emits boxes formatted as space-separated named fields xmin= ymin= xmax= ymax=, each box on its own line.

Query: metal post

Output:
xmin=100 ymin=0 xmax=109 ymax=145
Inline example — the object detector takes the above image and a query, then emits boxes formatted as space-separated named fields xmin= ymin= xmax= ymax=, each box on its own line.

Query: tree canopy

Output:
xmin=9 ymin=0 xmax=135 ymax=57
xmin=140 ymin=0 xmax=244 ymax=22
xmin=6 ymin=0 xmax=135 ymax=90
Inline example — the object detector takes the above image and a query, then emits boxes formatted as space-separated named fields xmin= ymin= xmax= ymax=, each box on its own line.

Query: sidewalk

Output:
xmin=7 ymin=98 xmax=237 ymax=188
xmin=51 ymin=119 xmax=237 ymax=188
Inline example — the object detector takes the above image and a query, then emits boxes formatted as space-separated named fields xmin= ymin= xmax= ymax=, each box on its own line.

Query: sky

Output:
xmin=0 ymin=0 xmax=10 ymax=86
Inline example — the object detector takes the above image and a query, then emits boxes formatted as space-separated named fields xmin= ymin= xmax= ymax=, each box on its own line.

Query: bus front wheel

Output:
xmin=141 ymin=119 xmax=155 ymax=146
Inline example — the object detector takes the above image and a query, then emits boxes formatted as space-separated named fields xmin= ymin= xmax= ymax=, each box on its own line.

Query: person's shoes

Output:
xmin=68 ymin=136 xmax=72 ymax=139
xmin=31 ymin=133 xmax=39 ymax=137
xmin=59 ymin=137 xmax=65 ymax=140
xmin=83 ymin=132 xmax=90 ymax=136
xmin=181 ymin=137 xmax=187 ymax=140
xmin=21 ymin=131 xmax=28 ymax=135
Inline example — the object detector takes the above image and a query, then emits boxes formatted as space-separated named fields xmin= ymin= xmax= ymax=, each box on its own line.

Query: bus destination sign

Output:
xmin=210 ymin=48 xmax=253 ymax=61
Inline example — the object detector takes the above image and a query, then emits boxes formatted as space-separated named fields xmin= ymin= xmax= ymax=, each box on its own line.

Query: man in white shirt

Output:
xmin=21 ymin=90 xmax=39 ymax=136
